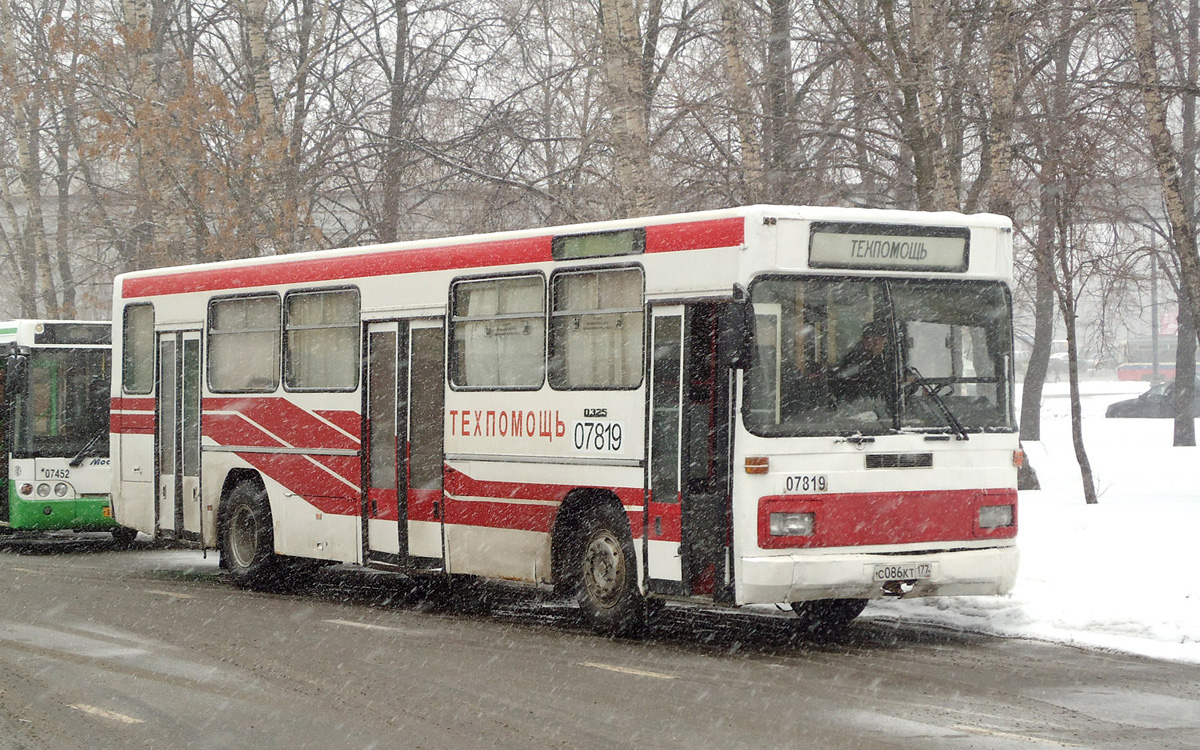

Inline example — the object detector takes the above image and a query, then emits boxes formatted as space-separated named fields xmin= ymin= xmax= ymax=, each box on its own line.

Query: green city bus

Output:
xmin=0 ymin=320 xmax=135 ymax=543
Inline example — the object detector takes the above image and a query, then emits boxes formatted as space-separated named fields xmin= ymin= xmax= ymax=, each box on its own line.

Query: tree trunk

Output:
xmin=764 ymin=0 xmax=792 ymax=200
xmin=1063 ymin=310 xmax=1098 ymax=504
xmin=910 ymin=0 xmax=956 ymax=209
xmin=1174 ymin=299 xmax=1197 ymax=445
xmin=719 ymin=0 xmax=764 ymax=202
xmin=986 ymin=0 xmax=1016 ymax=221
xmin=1131 ymin=0 xmax=1200 ymax=338
xmin=1173 ymin=0 xmax=1199 ymax=446
xmin=1 ymin=0 xmax=58 ymax=316
xmin=1055 ymin=224 xmax=1098 ymax=504
xmin=1020 ymin=182 xmax=1058 ymax=444
xmin=379 ymin=0 xmax=410 ymax=244
xmin=598 ymin=0 xmax=655 ymax=216
xmin=243 ymin=0 xmax=287 ymax=252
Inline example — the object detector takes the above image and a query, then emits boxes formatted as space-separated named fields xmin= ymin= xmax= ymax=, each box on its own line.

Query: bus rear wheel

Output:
xmin=220 ymin=480 xmax=280 ymax=589
xmin=574 ymin=507 xmax=644 ymax=637
xmin=790 ymin=598 xmax=868 ymax=636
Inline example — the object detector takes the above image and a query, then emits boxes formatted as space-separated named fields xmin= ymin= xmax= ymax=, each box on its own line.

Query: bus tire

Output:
xmin=573 ymin=506 xmax=644 ymax=637
xmin=790 ymin=598 xmax=868 ymax=636
xmin=110 ymin=527 xmax=138 ymax=548
xmin=220 ymin=480 xmax=280 ymax=590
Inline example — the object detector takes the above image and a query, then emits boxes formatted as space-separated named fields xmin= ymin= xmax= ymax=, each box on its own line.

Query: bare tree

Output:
xmin=718 ymin=0 xmax=764 ymax=202
xmin=597 ymin=0 xmax=656 ymax=216
xmin=1131 ymin=0 xmax=1200 ymax=369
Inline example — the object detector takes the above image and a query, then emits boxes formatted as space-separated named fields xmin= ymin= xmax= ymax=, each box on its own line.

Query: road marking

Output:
xmin=953 ymin=724 xmax=1079 ymax=746
xmin=324 ymin=618 xmax=404 ymax=633
xmin=70 ymin=704 xmax=145 ymax=725
xmin=578 ymin=662 xmax=676 ymax=680
xmin=145 ymin=589 xmax=196 ymax=600
xmin=9 ymin=567 xmax=39 ymax=574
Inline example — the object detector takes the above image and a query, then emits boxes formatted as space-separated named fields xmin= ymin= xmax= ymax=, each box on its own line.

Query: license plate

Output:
xmin=872 ymin=562 xmax=932 ymax=582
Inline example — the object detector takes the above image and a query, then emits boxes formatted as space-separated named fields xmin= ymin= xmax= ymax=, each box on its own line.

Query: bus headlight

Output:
xmin=769 ymin=511 xmax=815 ymax=537
xmin=36 ymin=483 xmax=51 ymax=498
xmin=53 ymin=483 xmax=70 ymax=497
xmin=978 ymin=504 xmax=1014 ymax=529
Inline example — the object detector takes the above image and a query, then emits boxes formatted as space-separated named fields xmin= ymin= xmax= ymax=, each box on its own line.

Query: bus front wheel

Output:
xmin=220 ymin=481 xmax=280 ymax=589
xmin=574 ymin=506 xmax=644 ymax=637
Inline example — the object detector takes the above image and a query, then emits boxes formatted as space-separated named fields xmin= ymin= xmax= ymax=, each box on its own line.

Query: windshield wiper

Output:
xmin=69 ymin=431 xmax=105 ymax=467
xmin=836 ymin=433 xmax=876 ymax=445
xmin=905 ymin=366 xmax=969 ymax=441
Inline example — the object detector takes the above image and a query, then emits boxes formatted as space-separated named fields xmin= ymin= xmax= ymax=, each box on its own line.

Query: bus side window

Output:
xmin=450 ymin=275 xmax=545 ymax=389
xmin=208 ymin=295 xmax=281 ymax=393
xmin=284 ymin=289 xmax=360 ymax=391
xmin=123 ymin=303 xmax=155 ymax=394
xmin=549 ymin=268 xmax=644 ymax=390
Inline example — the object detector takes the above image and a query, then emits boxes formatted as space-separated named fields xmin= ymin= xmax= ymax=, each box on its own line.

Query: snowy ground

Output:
xmin=868 ymin=379 xmax=1200 ymax=664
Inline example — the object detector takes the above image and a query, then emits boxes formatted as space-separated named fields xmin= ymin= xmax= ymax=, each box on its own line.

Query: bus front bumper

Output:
xmin=738 ymin=545 xmax=1019 ymax=605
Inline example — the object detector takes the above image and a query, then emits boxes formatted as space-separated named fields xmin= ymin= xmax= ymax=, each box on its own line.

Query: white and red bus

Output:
xmin=110 ymin=205 xmax=1019 ymax=635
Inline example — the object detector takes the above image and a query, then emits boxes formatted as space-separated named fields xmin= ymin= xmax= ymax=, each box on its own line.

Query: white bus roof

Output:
xmin=115 ymin=205 xmax=1009 ymax=279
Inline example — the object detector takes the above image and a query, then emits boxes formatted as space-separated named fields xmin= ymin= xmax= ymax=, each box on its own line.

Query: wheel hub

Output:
xmin=583 ymin=530 xmax=625 ymax=608
xmin=229 ymin=505 xmax=258 ymax=568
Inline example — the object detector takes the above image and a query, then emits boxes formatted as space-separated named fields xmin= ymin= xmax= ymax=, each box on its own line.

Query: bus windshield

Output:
xmin=11 ymin=348 xmax=112 ymax=459
xmin=744 ymin=277 xmax=1014 ymax=436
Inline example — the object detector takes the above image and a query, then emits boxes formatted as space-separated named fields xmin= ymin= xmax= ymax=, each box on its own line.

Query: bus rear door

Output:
xmin=363 ymin=320 xmax=445 ymax=571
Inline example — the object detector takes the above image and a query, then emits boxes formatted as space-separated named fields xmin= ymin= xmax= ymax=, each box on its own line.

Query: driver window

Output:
xmin=748 ymin=277 xmax=893 ymax=434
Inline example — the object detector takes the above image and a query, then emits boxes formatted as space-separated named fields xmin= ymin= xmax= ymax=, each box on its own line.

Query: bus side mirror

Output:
xmin=719 ymin=286 xmax=753 ymax=370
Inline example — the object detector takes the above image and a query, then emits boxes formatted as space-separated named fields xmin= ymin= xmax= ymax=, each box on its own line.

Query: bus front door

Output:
xmin=156 ymin=331 xmax=202 ymax=541
xmin=646 ymin=304 xmax=732 ymax=601
xmin=363 ymin=320 xmax=445 ymax=572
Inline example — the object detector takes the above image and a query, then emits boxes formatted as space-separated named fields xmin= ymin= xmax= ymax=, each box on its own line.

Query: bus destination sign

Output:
xmin=808 ymin=222 xmax=969 ymax=273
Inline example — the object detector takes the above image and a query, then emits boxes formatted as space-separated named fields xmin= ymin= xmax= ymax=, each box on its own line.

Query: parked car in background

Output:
xmin=1106 ymin=377 xmax=1200 ymax=418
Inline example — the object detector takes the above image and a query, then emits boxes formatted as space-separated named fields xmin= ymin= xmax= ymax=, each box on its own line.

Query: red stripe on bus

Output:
xmin=368 ymin=488 xmax=399 ymax=521
xmin=646 ymin=495 xmax=682 ymax=541
xmin=112 ymin=412 xmax=155 ymax=435
xmin=121 ymin=236 xmax=554 ymax=297
xmin=757 ymin=488 xmax=1017 ymax=549
xmin=443 ymin=467 xmax=643 ymax=536
xmin=644 ymin=217 xmax=744 ymax=253
xmin=118 ymin=217 xmax=745 ymax=298
xmin=444 ymin=467 xmax=642 ymax=507
xmin=316 ymin=410 xmax=362 ymax=440
xmin=444 ymin=495 xmax=558 ymax=534
xmin=199 ymin=419 xmax=361 ymax=490
xmin=204 ymin=398 xmax=360 ymax=451
xmin=234 ymin=451 xmax=359 ymax=511
xmin=112 ymin=396 xmax=155 ymax=411
xmin=112 ymin=397 xmax=157 ymax=435
xmin=408 ymin=487 xmax=440 ymax=523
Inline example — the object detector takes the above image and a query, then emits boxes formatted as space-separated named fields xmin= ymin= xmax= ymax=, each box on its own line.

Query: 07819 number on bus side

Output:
xmin=573 ymin=420 xmax=624 ymax=453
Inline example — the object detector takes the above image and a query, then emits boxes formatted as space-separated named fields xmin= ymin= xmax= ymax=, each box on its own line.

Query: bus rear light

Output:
xmin=1012 ymin=449 xmax=1025 ymax=468
xmin=36 ymin=483 xmax=51 ymax=498
xmin=745 ymin=456 xmax=769 ymax=474
xmin=19 ymin=483 xmax=33 ymax=497
xmin=53 ymin=483 xmax=70 ymax=497
xmin=769 ymin=511 xmax=815 ymax=537
xmin=978 ymin=504 xmax=1014 ymax=529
